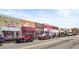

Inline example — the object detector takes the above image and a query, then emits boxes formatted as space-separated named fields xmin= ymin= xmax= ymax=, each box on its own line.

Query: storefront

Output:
xmin=35 ymin=23 xmax=44 ymax=35
xmin=43 ymin=24 xmax=51 ymax=35
xmin=1 ymin=27 xmax=21 ymax=40
xmin=49 ymin=26 xmax=53 ymax=36
xmin=52 ymin=26 xmax=59 ymax=35
xmin=0 ymin=15 xmax=21 ymax=40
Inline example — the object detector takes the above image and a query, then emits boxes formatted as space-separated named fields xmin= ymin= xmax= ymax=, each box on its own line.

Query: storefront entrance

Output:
xmin=1 ymin=27 xmax=21 ymax=40
xmin=2 ymin=31 xmax=14 ymax=40
xmin=36 ymin=29 xmax=44 ymax=35
xmin=2 ymin=31 xmax=20 ymax=40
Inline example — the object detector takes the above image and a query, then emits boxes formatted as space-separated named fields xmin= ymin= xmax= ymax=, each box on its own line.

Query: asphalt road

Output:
xmin=0 ymin=38 xmax=58 ymax=49
xmin=0 ymin=35 xmax=79 ymax=49
xmin=24 ymin=35 xmax=79 ymax=49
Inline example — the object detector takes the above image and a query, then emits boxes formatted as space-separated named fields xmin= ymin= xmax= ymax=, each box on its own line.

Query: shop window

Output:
xmin=45 ymin=31 xmax=49 ymax=34
xmin=41 ymin=31 xmax=44 ymax=34
xmin=45 ymin=31 xmax=48 ymax=34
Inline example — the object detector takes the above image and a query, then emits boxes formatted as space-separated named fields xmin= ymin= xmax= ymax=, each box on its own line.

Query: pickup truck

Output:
xmin=16 ymin=33 xmax=34 ymax=43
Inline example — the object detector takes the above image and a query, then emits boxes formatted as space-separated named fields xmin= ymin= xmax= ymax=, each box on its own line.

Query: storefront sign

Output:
xmin=1 ymin=27 xmax=20 ymax=31
xmin=7 ymin=24 xmax=17 ymax=28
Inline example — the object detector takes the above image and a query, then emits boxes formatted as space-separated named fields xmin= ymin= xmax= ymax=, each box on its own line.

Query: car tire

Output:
xmin=20 ymin=39 xmax=24 ymax=43
xmin=28 ymin=39 xmax=33 ymax=42
xmin=0 ymin=44 xmax=2 ymax=46
xmin=23 ymin=39 xmax=26 ymax=43
xmin=39 ymin=38 xmax=42 ymax=40
xmin=30 ymin=39 xmax=33 ymax=42
xmin=16 ymin=40 xmax=20 ymax=43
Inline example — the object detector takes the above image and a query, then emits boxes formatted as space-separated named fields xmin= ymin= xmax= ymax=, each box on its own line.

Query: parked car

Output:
xmin=67 ymin=32 xmax=73 ymax=36
xmin=0 ymin=33 xmax=5 ymax=42
xmin=15 ymin=33 xmax=34 ymax=43
xmin=37 ymin=34 xmax=50 ymax=40
xmin=0 ymin=33 xmax=5 ymax=46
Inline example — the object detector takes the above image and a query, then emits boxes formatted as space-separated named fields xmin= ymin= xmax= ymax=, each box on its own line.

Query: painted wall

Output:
xmin=0 ymin=15 xmax=6 ymax=27
xmin=18 ymin=19 xmax=36 ymax=28
xmin=43 ymin=23 xmax=52 ymax=31
xmin=0 ymin=15 xmax=19 ymax=28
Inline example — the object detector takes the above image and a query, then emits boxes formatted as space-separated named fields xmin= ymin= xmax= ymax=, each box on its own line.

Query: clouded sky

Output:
xmin=0 ymin=9 xmax=79 ymax=28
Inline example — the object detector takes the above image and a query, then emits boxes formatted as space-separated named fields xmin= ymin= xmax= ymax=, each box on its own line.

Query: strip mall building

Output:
xmin=43 ymin=23 xmax=59 ymax=36
xmin=0 ymin=14 xmax=59 ymax=40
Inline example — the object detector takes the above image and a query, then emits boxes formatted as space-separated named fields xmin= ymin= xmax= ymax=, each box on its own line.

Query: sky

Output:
xmin=0 ymin=9 xmax=79 ymax=28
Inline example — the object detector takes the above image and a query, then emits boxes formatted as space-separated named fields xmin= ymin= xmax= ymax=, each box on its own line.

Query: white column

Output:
xmin=14 ymin=31 xmax=16 ymax=38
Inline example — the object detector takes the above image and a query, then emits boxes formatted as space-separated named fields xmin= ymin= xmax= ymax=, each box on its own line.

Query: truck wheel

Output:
xmin=29 ymin=40 xmax=31 ymax=42
xmin=28 ymin=39 xmax=33 ymax=42
xmin=16 ymin=40 xmax=20 ymax=43
xmin=38 ymin=38 xmax=41 ymax=40
xmin=0 ymin=42 xmax=3 ymax=46
xmin=20 ymin=39 xmax=24 ymax=43
xmin=24 ymin=40 xmax=27 ymax=43
xmin=30 ymin=39 xmax=33 ymax=42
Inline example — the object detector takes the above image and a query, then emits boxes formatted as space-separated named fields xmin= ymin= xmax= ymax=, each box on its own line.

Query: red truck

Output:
xmin=16 ymin=33 xmax=34 ymax=43
xmin=16 ymin=27 xmax=36 ymax=43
